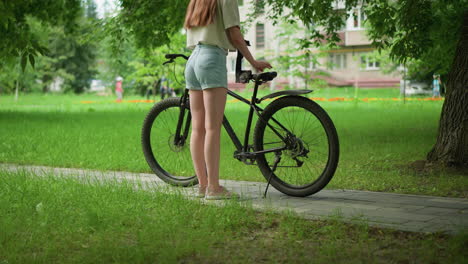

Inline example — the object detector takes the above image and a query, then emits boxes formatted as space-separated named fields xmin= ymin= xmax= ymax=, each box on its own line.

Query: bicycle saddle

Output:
xmin=257 ymin=72 xmax=277 ymax=82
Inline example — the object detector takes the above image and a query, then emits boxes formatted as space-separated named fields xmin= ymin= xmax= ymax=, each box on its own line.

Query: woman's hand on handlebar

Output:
xmin=252 ymin=60 xmax=272 ymax=72
xmin=226 ymin=27 xmax=273 ymax=72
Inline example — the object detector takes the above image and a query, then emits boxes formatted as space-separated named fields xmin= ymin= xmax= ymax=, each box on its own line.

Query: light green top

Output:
xmin=186 ymin=0 xmax=240 ymax=52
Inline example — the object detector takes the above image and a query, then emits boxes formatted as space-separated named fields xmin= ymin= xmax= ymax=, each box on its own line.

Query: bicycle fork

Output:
xmin=263 ymin=151 xmax=282 ymax=198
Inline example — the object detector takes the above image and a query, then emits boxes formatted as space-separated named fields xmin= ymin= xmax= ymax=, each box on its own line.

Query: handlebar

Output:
xmin=163 ymin=41 xmax=277 ymax=84
xmin=163 ymin=54 xmax=189 ymax=65
xmin=165 ymin=54 xmax=189 ymax=60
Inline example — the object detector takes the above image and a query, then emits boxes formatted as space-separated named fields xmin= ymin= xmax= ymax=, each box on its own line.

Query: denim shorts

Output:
xmin=185 ymin=44 xmax=228 ymax=90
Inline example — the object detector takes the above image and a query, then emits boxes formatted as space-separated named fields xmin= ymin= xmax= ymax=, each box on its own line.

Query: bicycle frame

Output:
xmin=175 ymin=79 xmax=294 ymax=165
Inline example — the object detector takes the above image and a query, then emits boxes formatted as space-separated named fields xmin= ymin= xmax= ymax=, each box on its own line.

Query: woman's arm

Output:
xmin=226 ymin=26 xmax=272 ymax=72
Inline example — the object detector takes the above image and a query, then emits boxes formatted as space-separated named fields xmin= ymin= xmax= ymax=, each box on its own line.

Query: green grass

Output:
xmin=0 ymin=169 xmax=466 ymax=263
xmin=0 ymin=89 xmax=467 ymax=198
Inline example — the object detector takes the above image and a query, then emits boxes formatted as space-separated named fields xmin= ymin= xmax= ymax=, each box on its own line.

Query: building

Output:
xmin=228 ymin=0 xmax=402 ymax=89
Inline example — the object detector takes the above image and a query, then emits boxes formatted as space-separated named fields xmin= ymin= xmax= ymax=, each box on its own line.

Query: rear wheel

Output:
xmin=141 ymin=97 xmax=197 ymax=186
xmin=254 ymin=96 xmax=339 ymax=197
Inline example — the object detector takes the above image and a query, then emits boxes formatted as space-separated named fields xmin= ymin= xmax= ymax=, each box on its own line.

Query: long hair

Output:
xmin=184 ymin=0 xmax=218 ymax=29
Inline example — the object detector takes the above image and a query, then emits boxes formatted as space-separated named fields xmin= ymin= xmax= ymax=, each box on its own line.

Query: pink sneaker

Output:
xmin=205 ymin=186 xmax=239 ymax=200
xmin=195 ymin=186 xmax=206 ymax=198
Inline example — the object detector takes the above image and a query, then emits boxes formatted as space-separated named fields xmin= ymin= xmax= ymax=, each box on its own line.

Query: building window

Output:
xmin=361 ymin=55 xmax=380 ymax=70
xmin=256 ymin=23 xmax=265 ymax=48
xmin=328 ymin=53 xmax=347 ymax=70
xmin=349 ymin=8 xmax=366 ymax=30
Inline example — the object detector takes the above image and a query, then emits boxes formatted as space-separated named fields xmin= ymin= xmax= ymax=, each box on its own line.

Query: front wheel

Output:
xmin=254 ymin=96 xmax=339 ymax=197
xmin=141 ymin=97 xmax=197 ymax=186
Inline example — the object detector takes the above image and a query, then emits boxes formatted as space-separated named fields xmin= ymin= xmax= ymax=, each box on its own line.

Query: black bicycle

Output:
xmin=141 ymin=48 xmax=339 ymax=197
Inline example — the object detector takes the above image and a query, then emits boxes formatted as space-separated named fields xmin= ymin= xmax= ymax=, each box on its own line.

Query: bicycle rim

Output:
xmin=143 ymin=98 xmax=196 ymax=184
xmin=255 ymin=97 xmax=338 ymax=192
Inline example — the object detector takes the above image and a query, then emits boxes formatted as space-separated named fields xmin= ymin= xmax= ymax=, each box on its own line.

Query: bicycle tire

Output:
xmin=141 ymin=97 xmax=198 ymax=186
xmin=254 ymin=95 xmax=339 ymax=197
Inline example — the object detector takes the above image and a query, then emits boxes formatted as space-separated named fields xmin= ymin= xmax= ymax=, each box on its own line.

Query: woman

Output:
xmin=184 ymin=0 xmax=272 ymax=199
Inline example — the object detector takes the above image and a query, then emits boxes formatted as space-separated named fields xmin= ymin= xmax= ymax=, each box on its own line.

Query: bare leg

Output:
xmin=189 ymin=90 xmax=207 ymax=188
xmin=203 ymin=87 xmax=228 ymax=191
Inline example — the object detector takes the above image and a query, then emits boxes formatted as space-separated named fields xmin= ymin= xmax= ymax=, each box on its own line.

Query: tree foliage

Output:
xmin=0 ymin=0 xmax=97 ymax=94
xmin=0 ymin=0 xmax=82 ymax=70
xmin=127 ymin=32 xmax=188 ymax=95
xmin=47 ymin=25 xmax=97 ymax=93
xmin=116 ymin=0 xmax=188 ymax=50
xmin=364 ymin=0 xmax=466 ymax=81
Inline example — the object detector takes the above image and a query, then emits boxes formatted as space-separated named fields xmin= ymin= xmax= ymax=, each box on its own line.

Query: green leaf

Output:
xmin=21 ymin=53 xmax=27 ymax=72
xmin=29 ymin=54 xmax=35 ymax=69
xmin=38 ymin=46 xmax=50 ymax=56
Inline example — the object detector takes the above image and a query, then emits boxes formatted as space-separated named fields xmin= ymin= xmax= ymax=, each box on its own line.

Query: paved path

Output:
xmin=1 ymin=164 xmax=467 ymax=234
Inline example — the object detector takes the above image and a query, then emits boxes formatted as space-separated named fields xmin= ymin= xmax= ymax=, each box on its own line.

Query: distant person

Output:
xmin=145 ymin=79 xmax=160 ymax=99
xmin=432 ymin=74 xmax=442 ymax=98
xmin=167 ymin=87 xmax=176 ymax=97
xmin=115 ymin=76 xmax=124 ymax=102
xmin=145 ymin=87 xmax=153 ymax=99
xmin=159 ymin=76 xmax=169 ymax=100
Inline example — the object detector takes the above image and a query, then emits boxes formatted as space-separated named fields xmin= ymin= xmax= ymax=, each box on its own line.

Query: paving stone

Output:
xmin=365 ymin=210 xmax=436 ymax=222
xmin=328 ymin=207 xmax=378 ymax=219
xmin=428 ymin=198 xmax=468 ymax=204
xmin=412 ymin=206 xmax=465 ymax=216
xmin=415 ymin=201 xmax=468 ymax=210
xmin=399 ymin=204 xmax=428 ymax=211
xmin=296 ymin=208 xmax=344 ymax=219
xmin=428 ymin=217 xmax=468 ymax=226
xmin=374 ymin=207 xmax=423 ymax=215
xmin=294 ymin=200 xmax=382 ymax=211
xmin=364 ymin=202 xmax=403 ymax=209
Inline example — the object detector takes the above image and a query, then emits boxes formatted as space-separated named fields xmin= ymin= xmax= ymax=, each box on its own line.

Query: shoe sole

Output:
xmin=205 ymin=194 xmax=239 ymax=200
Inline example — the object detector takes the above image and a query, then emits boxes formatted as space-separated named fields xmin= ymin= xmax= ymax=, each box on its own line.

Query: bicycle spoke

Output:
xmin=150 ymin=105 xmax=194 ymax=178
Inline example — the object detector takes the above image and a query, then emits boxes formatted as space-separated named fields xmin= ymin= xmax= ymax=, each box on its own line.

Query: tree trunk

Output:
xmin=427 ymin=11 xmax=468 ymax=168
xmin=15 ymin=79 xmax=19 ymax=101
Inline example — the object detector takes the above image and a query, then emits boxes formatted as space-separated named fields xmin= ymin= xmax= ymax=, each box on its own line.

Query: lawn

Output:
xmin=1 ymin=89 xmax=467 ymax=262
xmin=0 ymin=88 xmax=467 ymax=198
xmin=0 ymin=169 xmax=466 ymax=263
